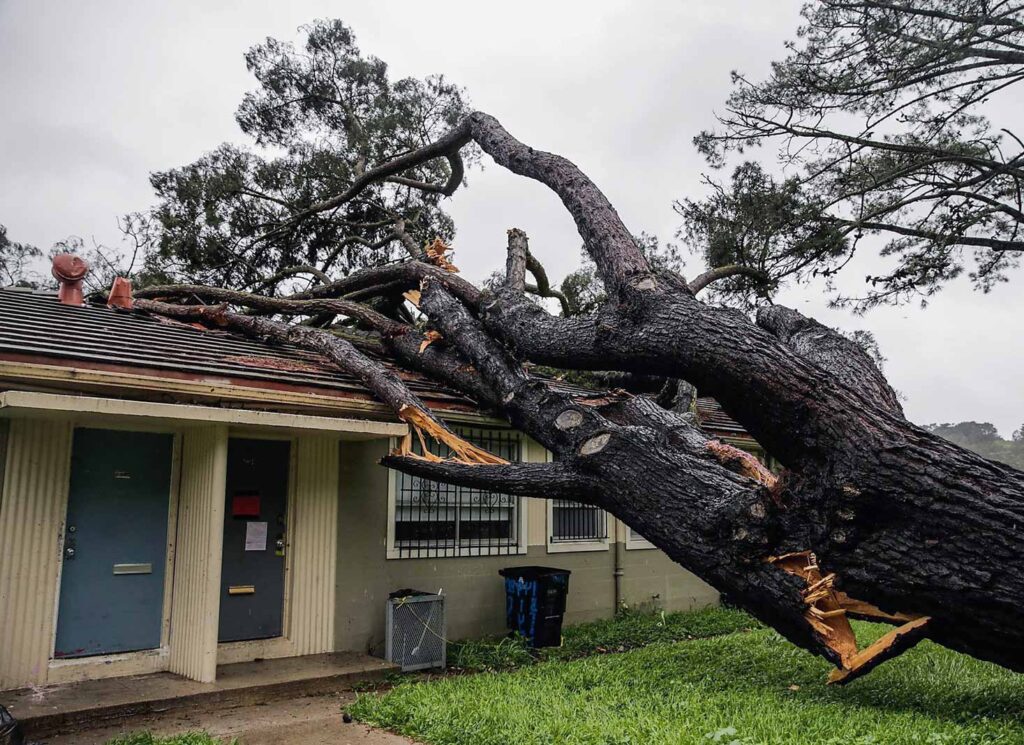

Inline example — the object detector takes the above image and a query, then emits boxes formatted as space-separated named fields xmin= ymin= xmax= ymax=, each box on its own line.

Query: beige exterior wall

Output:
xmin=335 ymin=438 xmax=718 ymax=655
xmin=0 ymin=418 xmax=73 ymax=690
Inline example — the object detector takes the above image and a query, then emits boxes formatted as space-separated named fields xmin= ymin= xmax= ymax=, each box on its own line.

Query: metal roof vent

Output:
xmin=51 ymin=254 xmax=89 ymax=306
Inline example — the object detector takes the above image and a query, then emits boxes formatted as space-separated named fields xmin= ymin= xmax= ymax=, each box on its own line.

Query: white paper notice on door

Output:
xmin=245 ymin=521 xmax=268 ymax=551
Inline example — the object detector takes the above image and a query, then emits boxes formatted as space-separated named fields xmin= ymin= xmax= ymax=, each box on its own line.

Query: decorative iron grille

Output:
xmin=550 ymin=500 xmax=608 ymax=543
xmin=394 ymin=428 xmax=522 ymax=558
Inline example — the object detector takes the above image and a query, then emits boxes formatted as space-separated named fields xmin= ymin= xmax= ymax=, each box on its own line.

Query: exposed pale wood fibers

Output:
xmin=423 ymin=238 xmax=459 ymax=273
xmin=705 ymin=440 xmax=778 ymax=487
xmin=767 ymin=551 xmax=929 ymax=684
xmin=394 ymin=404 xmax=508 ymax=465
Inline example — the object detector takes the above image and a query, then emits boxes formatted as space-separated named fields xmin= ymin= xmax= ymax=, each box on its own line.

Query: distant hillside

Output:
xmin=924 ymin=421 xmax=1024 ymax=470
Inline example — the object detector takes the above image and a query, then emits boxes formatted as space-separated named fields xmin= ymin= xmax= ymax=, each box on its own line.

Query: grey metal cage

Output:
xmin=385 ymin=591 xmax=447 ymax=672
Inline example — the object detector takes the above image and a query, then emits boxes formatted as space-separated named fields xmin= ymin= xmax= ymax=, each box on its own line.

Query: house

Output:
xmin=0 ymin=279 xmax=761 ymax=692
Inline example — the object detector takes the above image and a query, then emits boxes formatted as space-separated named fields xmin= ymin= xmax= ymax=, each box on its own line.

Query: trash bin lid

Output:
xmin=498 ymin=566 xmax=571 ymax=580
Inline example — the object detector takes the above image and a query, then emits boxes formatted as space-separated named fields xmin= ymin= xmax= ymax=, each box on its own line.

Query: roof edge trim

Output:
xmin=0 ymin=391 xmax=409 ymax=438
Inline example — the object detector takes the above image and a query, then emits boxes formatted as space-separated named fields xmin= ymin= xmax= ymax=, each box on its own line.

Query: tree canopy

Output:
xmin=694 ymin=0 xmax=1024 ymax=310
xmin=0 ymin=224 xmax=40 ymax=287
xmin=675 ymin=162 xmax=848 ymax=310
xmin=926 ymin=420 xmax=1024 ymax=469
xmin=135 ymin=19 xmax=473 ymax=295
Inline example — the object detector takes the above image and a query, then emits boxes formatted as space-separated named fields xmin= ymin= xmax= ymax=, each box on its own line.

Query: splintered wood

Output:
xmin=419 ymin=330 xmax=443 ymax=353
xmin=394 ymin=404 xmax=508 ymax=465
xmin=705 ymin=440 xmax=778 ymax=487
xmin=766 ymin=551 xmax=930 ymax=685
xmin=424 ymin=238 xmax=459 ymax=273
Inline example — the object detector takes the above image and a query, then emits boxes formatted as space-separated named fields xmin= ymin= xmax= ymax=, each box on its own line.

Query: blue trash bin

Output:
xmin=498 ymin=566 xmax=571 ymax=647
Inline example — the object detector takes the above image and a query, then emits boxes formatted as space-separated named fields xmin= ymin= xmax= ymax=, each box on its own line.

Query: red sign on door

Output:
xmin=232 ymin=492 xmax=261 ymax=518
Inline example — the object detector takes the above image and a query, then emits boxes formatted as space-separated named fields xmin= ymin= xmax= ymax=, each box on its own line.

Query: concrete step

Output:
xmin=2 ymin=652 xmax=398 ymax=739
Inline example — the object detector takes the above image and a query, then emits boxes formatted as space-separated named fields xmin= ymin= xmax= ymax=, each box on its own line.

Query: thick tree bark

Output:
xmin=136 ymin=111 xmax=1024 ymax=684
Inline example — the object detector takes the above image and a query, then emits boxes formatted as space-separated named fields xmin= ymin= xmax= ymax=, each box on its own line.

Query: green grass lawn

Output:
xmin=447 ymin=606 xmax=757 ymax=672
xmin=350 ymin=611 xmax=1024 ymax=745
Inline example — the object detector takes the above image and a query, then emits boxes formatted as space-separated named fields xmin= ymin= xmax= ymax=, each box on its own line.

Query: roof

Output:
xmin=695 ymin=397 xmax=757 ymax=447
xmin=0 ymin=287 xmax=758 ymax=444
xmin=0 ymin=288 xmax=471 ymax=415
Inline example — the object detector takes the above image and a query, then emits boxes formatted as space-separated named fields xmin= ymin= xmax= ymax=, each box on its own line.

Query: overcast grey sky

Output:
xmin=1 ymin=0 xmax=1022 ymax=434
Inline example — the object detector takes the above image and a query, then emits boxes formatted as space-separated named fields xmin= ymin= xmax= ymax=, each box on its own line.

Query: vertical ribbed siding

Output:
xmin=0 ymin=418 xmax=73 ymax=690
xmin=167 ymin=425 xmax=226 ymax=683
xmin=289 ymin=435 xmax=339 ymax=656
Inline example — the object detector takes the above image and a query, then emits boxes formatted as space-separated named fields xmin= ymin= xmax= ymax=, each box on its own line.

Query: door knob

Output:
xmin=65 ymin=546 xmax=76 ymax=560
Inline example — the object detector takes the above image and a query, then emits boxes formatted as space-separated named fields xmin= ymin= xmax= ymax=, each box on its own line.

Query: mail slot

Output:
xmin=113 ymin=563 xmax=152 ymax=575
xmin=228 ymin=585 xmax=256 ymax=595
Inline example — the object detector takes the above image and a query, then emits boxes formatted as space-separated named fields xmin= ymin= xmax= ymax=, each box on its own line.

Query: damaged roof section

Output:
xmin=0 ymin=288 xmax=472 ymax=415
xmin=0 ymin=287 xmax=759 ymax=444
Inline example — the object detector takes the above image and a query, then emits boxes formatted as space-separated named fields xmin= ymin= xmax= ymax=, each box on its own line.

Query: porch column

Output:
xmin=0 ymin=418 xmax=73 ymax=690
xmin=167 ymin=425 xmax=227 ymax=683
xmin=288 ymin=435 xmax=339 ymax=655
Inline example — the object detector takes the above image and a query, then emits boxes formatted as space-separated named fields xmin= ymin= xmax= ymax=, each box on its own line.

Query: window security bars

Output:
xmin=550 ymin=500 xmax=607 ymax=543
xmin=394 ymin=428 xmax=521 ymax=558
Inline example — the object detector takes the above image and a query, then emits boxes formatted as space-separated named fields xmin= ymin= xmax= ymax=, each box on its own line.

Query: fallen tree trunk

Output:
xmin=134 ymin=111 xmax=1024 ymax=684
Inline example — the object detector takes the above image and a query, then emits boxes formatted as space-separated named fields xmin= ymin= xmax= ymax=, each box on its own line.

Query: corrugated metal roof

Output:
xmin=0 ymin=288 xmax=469 ymax=408
xmin=696 ymin=397 xmax=756 ymax=444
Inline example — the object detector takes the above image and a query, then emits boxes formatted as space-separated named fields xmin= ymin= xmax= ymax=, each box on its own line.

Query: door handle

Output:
xmin=65 ymin=546 xmax=76 ymax=560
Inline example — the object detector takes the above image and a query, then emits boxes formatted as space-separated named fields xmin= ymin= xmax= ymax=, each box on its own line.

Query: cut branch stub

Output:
xmin=555 ymin=409 xmax=585 ymax=431
xmin=579 ymin=432 xmax=612 ymax=456
xmin=505 ymin=228 xmax=529 ymax=292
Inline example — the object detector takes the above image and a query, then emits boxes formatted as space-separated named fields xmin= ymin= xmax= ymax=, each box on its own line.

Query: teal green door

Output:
xmin=54 ymin=429 xmax=174 ymax=658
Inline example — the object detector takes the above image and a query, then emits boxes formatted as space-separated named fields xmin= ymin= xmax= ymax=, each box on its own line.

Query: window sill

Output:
xmin=546 ymin=539 xmax=610 ymax=554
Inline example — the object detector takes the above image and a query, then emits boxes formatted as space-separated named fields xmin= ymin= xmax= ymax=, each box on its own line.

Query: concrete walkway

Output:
xmin=37 ymin=691 xmax=416 ymax=744
xmin=2 ymin=652 xmax=399 ymax=742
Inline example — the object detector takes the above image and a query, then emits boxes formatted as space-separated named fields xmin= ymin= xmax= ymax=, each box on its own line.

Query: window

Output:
xmin=625 ymin=525 xmax=655 ymax=550
xmin=547 ymin=500 xmax=608 ymax=552
xmin=389 ymin=428 xmax=526 ymax=558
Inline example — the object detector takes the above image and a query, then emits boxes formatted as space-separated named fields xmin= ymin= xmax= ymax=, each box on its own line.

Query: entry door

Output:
xmin=55 ymin=429 xmax=174 ymax=658
xmin=218 ymin=438 xmax=291 ymax=642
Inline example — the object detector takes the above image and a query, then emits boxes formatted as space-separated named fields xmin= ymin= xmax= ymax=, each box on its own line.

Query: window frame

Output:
xmin=385 ymin=431 xmax=529 ymax=560
xmin=624 ymin=525 xmax=656 ymax=550
xmin=546 ymin=498 xmax=611 ymax=553
xmin=536 ymin=445 xmax=609 ymax=553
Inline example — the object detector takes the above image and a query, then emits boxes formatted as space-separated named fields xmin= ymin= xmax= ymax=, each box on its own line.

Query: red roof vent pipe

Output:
xmin=51 ymin=254 xmax=89 ymax=306
xmin=107 ymin=277 xmax=134 ymax=309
